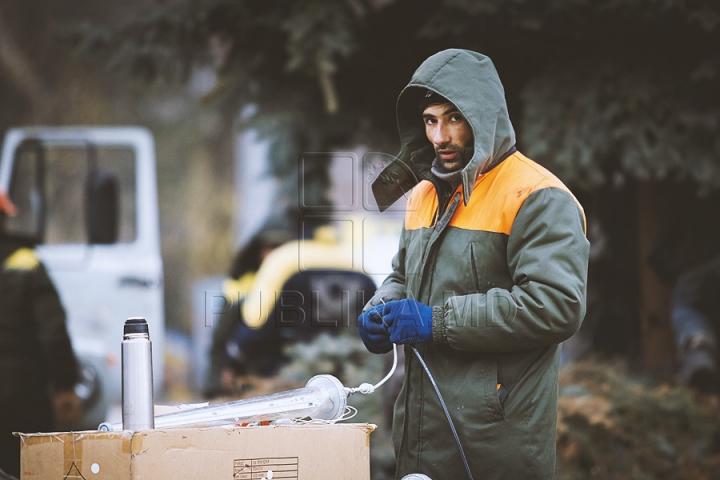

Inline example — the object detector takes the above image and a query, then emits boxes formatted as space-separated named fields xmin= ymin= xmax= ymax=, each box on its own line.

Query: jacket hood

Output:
xmin=373 ymin=49 xmax=516 ymax=210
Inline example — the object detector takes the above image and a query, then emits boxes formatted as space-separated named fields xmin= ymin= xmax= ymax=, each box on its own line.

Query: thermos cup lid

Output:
xmin=124 ymin=317 xmax=149 ymax=334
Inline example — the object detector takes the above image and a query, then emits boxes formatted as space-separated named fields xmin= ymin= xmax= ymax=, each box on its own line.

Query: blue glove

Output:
xmin=382 ymin=299 xmax=434 ymax=345
xmin=358 ymin=304 xmax=392 ymax=354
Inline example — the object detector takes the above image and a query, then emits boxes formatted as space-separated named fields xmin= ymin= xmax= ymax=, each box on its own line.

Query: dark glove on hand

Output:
xmin=382 ymin=299 xmax=434 ymax=345
xmin=358 ymin=304 xmax=392 ymax=354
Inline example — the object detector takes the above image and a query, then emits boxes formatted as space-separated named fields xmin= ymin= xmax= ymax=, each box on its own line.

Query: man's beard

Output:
xmin=434 ymin=143 xmax=466 ymax=173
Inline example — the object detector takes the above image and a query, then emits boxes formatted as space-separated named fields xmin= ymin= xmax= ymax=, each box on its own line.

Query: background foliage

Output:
xmin=2 ymin=0 xmax=719 ymax=353
xmin=63 ymin=0 xmax=720 ymax=192
xmin=2 ymin=2 xmax=720 ymax=478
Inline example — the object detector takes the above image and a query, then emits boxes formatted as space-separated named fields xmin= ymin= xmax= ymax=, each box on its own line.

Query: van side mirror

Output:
xmin=7 ymin=138 xmax=45 ymax=244
xmin=86 ymin=170 xmax=119 ymax=244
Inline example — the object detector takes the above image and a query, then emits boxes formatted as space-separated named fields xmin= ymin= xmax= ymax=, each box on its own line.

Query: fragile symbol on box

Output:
xmin=233 ymin=457 xmax=299 ymax=479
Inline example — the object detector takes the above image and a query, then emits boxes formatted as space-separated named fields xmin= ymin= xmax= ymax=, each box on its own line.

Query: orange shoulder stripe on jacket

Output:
xmin=404 ymin=153 xmax=586 ymax=234
xmin=405 ymin=180 xmax=438 ymax=230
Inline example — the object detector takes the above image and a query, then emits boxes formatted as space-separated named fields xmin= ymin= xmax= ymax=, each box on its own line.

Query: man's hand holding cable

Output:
xmin=358 ymin=304 xmax=392 ymax=354
xmin=381 ymin=299 xmax=434 ymax=344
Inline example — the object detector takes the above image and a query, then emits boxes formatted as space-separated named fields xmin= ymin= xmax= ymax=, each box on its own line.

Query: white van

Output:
xmin=0 ymin=126 xmax=165 ymax=428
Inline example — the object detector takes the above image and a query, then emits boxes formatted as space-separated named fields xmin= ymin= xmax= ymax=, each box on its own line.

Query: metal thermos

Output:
xmin=121 ymin=317 xmax=155 ymax=430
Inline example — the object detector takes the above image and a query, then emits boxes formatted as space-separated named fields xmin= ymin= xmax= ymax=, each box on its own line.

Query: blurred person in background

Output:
xmin=358 ymin=50 xmax=589 ymax=479
xmin=204 ymin=219 xmax=294 ymax=398
xmin=205 ymin=217 xmax=376 ymax=399
xmin=670 ymin=255 xmax=720 ymax=393
xmin=648 ymin=205 xmax=720 ymax=393
xmin=0 ymin=191 xmax=81 ymax=478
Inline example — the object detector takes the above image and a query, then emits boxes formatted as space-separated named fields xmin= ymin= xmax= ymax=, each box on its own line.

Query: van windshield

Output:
xmin=8 ymin=142 xmax=137 ymax=245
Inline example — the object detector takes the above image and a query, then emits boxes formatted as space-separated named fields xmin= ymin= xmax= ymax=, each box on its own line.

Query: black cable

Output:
xmin=412 ymin=346 xmax=474 ymax=480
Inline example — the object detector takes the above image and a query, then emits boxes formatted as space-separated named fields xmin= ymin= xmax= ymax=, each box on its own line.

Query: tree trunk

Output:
xmin=636 ymin=181 xmax=676 ymax=368
xmin=0 ymin=8 xmax=54 ymax=121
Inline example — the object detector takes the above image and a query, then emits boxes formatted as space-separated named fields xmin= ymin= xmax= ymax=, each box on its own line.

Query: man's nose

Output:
xmin=432 ymin=124 xmax=450 ymax=145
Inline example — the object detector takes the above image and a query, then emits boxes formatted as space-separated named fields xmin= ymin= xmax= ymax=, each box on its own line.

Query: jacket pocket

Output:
xmin=462 ymin=356 xmax=505 ymax=423
xmin=435 ymin=353 xmax=504 ymax=426
xmin=485 ymin=357 xmax=505 ymax=422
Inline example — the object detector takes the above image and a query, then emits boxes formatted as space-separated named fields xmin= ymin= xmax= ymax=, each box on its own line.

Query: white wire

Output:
xmin=372 ymin=342 xmax=399 ymax=390
xmin=337 ymin=405 xmax=358 ymax=422
xmin=290 ymin=405 xmax=358 ymax=425
xmin=345 ymin=343 xmax=398 ymax=395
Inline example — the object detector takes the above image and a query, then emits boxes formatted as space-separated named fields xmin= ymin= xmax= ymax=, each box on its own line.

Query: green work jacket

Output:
xmin=369 ymin=49 xmax=590 ymax=479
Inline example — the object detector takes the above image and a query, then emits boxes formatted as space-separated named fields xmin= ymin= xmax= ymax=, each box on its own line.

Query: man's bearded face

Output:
xmin=422 ymin=102 xmax=473 ymax=172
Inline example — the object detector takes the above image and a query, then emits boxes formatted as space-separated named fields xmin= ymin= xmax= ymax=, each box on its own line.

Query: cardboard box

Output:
xmin=19 ymin=423 xmax=375 ymax=479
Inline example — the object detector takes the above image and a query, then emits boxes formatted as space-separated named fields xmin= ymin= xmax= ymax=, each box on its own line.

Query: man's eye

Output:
xmin=425 ymin=118 xmax=436 ymax=125
xmin=450 ymin=115 xmax=464 ymax=122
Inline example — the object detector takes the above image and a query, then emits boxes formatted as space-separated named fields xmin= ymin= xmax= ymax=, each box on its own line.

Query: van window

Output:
xmin=44 ymin=146 xmax=88 ymax=244
xmin=9 ymin=143 xmax=137 ymax=245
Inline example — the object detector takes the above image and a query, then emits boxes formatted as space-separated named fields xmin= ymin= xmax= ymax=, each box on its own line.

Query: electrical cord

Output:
xmin=345 ymin=343 xmax=398 ymax=395
xmin=290 ymin=405 xmax=358 ymax=425
xmin=345 ymin=325 xmax=473 ymax=479
xmin=412 ymin=346 xmax=474 ymax=480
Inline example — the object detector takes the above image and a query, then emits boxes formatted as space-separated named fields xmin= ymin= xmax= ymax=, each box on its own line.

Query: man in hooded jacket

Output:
xmin=358 ymin=49 xmax=589 ymax=479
